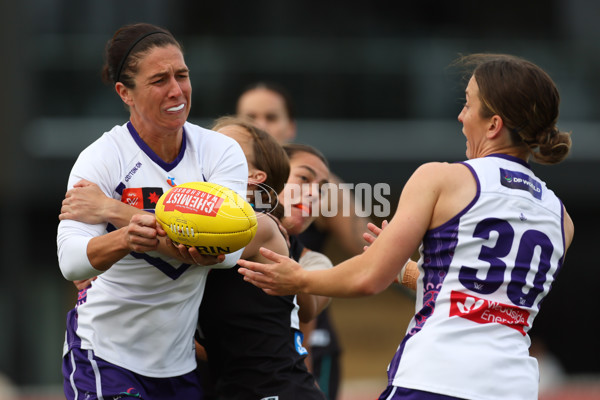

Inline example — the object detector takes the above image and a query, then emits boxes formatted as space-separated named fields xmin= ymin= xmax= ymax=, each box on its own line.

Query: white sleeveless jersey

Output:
xmin=57 ymin=121 xmax=248 ymax=377
xmin=388 ymin=154 xmax=565 ymax=400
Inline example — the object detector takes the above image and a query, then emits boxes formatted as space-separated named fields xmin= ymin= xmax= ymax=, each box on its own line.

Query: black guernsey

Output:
xmin=197 ymin=232 xmax=325 ymax=400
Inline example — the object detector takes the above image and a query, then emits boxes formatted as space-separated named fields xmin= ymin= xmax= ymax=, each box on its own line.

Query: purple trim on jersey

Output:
xmin=540 ymin=200 xmax=567 ymax=311
xmin=559 ymin=200 xmax=566 ymax=273
xmin=486 ymin=153 xmax=530 ymax=169
xmin=130 ymin=251 xmax=192 ymax=280
xmin=378 ymin=385 xmax=464 ymax=400
xmin=127 ymin=121 xmax=187 ymax=172
xmin=64 ymin=308 xmax=81 ymax=351
xmin=385 ymin=225 xmax=460 ymax=383
xmin=63 ymin=347 xmax=203 ymax=400
xmin=386 ymin=162 xmax=481 ymax=385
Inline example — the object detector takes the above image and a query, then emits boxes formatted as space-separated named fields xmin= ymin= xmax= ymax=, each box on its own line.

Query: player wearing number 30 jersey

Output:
xmin=386 ymin=154 xmax=565 ymax=400
xmin=236 ymin=54 xmax=574 ymax=400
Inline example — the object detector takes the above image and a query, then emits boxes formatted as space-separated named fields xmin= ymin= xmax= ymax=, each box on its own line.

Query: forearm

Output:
xmin=105 ymin=199 xmax=146 ymax=228
xmin=297 ymin=293 xmax=318 ymax=323
xmin=105 ymin=200 xmax=241 ymax=268
xmin=86 ymin=227 xmax=131 ymax=271
xmin=101 ymin=203 xmax=193 ymax=264
xmin=299 ymin=253 xmax=389 ymax=297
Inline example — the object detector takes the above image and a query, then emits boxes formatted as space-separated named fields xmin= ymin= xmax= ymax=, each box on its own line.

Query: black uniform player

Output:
xmin=198 ymin=233 xmax=325 ymax=400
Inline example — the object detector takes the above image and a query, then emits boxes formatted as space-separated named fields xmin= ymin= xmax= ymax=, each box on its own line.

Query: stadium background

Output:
xmin=1 ymin=1 xmax=599 ymax=398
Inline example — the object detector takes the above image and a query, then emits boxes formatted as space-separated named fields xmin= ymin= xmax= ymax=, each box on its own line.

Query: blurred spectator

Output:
xmin=0 ymin=372 xmax=16 ymax=400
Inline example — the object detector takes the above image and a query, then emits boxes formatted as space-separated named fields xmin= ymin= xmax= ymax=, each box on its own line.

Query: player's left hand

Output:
xmin=238 ymin=247 xmax=303 ymax=295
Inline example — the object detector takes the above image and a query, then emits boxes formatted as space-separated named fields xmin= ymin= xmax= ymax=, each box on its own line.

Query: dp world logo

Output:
xmin=499 ymin=168 xmax=542 ymax=200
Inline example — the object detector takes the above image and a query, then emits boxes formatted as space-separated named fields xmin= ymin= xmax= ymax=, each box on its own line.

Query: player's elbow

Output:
xmin=355 ymin=285 xmax=380 ymax=297
xmin=298 ymin=307 xmax=316 ymax=323
xmin=60 ymin=268 xmax=82 ymax=282
xmin=354 ymin=264 xmax=394 ymax=296
xmin=352 ymin=276 xmax=386 ymax=297
xmin=59 ymin=256 xmax=100 ymax=281
xmin=297 ymin=294 xmax=318 ymax=323
xmin=57 ymin=236 xmax=101 ymax=281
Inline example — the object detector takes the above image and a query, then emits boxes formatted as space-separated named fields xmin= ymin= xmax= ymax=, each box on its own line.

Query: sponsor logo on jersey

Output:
xmin=121 ymin=187 xmax=164 ymax=210
xmin=167 ymin=176 xmax=177 ymax=187
xmin=124 ymin=162 xmax=143 ymax=183
xmin=449 ymin=290 xmax=530 ymax=335
xmin=499 ymin=168 xmax=542 ymax=200
xmin=294 ymin=330 xmax=308 ymax=355
xmin=162 ymin=187 xmax=224 ymax=216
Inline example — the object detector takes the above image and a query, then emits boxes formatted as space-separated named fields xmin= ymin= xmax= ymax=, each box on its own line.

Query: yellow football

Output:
xmin=155 ymin=182 xmax=257 ymax=255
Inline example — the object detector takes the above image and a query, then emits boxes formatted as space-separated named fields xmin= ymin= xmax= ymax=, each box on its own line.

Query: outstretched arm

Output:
xmin=238 ymin=163 xmax=445 ymax=297
xmin=363 ymin=220 xmax=419 ymax=290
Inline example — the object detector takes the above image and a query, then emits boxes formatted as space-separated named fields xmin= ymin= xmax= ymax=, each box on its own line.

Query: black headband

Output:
xmin=115 ymin=30 xmax=166 ymax=83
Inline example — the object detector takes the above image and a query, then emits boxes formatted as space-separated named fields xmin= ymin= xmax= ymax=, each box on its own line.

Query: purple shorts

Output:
xmin=378 ymin=385 xmax=465 ymax=400
xmin=63 ymin=347 xmax=203 ymax=399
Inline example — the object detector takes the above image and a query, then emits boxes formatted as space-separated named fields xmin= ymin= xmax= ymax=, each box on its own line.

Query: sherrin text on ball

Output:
xmin=155 ymin=182 xmax=257 ymax=255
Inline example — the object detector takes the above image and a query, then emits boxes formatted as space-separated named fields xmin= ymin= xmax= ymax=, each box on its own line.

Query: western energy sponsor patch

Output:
xmin=449 ymin=290 xmax=530 ymax=335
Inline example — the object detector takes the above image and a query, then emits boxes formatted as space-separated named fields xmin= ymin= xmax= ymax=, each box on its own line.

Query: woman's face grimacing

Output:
xmin=279 ymin=151 xmax=329 ymax=236
xmin=121 ymin=45 xmax=192 ymax=134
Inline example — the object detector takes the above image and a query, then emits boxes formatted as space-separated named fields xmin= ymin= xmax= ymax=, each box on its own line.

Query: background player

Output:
xmin=237 ymin=82 xmax=359 ymax=399
xmin=197 ymin=117 xmax=329 ymax=399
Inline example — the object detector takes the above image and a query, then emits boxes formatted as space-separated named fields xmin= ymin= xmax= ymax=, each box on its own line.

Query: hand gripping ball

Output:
xmin=155 ymin=182 xmax=257 ymax=255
